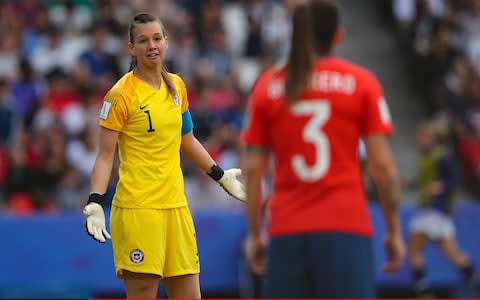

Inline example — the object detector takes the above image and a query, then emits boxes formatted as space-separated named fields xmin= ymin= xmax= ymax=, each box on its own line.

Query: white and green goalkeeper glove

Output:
xmin=208 ymin=165 xmax=247 ymax=203
xmin=83 ymin=193 xmax=111 ymax=243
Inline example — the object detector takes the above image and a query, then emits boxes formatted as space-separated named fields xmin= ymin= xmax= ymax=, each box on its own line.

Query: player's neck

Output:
xmin=133 ymin=65 xmax=163 ymax=90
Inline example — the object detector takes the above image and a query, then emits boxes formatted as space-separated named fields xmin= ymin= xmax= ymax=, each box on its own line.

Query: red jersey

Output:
xmin=241 ymin=57 xmax=393 ymax=237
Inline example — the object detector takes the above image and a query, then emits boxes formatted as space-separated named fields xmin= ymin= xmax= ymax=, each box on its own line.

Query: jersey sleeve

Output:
xmin=360 ymin=72 xmax=394 ymax=137
xmin=240 ymin=73 xmax=270 ymax=147
xmin=98 ymin=88 xmax=129 ymax=131
xmin=173 ymin=74 xmax=189 ymax=114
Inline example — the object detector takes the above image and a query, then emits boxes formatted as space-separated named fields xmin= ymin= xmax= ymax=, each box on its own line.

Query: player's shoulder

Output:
xmin=167 ymin=72 xmax=186 ymax=88
xmin=105 ymin=72 xmax=136 ymax=104
xmin=325 ymin=57 xmax=380 ymax=84
xmin=251 ymin=66 xmax=285 ymax=98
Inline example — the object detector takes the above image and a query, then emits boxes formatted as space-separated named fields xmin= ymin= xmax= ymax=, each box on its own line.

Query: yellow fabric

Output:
xmin=110 ymin=205 xmax=200 ymax=278
xmin=99 ymin=71 xmax=190 ymax=209
xmin=418 ymin=146 xmax=446 ymax=207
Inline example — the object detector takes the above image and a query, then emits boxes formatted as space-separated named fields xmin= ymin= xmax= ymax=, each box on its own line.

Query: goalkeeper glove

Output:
xmin=208 ymin=165 xmax=247 ymax=202
xmin=83 ymin=193 xmax=111 ymax=243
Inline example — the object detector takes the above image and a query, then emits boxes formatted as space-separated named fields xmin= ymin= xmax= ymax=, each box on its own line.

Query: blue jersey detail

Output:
xmin=181 ymin=109 xmax=193 ymax=135
xmin=433 ymin=152 xmax=460 ymax=212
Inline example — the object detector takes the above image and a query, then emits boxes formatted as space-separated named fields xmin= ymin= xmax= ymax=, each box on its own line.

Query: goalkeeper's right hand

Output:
xmin=83 ymin=193 xmax=111 ymax=243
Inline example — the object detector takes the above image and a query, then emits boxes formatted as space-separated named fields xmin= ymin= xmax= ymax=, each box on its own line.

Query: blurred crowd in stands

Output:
xmin=0 ymin=0 xmax=293 ymax=213
xmin=7 ymin=0 xmax=480 ymax=215
xmin=385 ymin=0 xmax=480 ymax=199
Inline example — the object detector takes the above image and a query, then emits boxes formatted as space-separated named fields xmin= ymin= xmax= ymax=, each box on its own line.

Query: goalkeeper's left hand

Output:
xmin=218 ymin=168 xmax=246 ymax=202
xmin=208 ymin=165 xmax=246 ymax=202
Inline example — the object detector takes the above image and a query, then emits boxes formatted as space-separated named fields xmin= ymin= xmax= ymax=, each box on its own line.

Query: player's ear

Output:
xmin=333 ymin=27 xmax=344 ymax=46
xmin=128 ymin=42 xmax=135 ymax=56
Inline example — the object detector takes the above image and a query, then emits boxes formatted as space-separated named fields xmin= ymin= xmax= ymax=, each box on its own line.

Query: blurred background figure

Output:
xmin=407 ymin=120 xmax=479 ymax=297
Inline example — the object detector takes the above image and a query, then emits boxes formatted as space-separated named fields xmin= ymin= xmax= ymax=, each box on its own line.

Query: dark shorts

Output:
xmin=263 ymin=232 xmax=375 ymax=298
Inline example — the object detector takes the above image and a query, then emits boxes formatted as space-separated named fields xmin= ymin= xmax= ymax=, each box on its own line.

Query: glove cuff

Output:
xmin=87 ymin=193 xmax=106 ymax=207
xmin=207 ymin=164 xmax=224 ymax=181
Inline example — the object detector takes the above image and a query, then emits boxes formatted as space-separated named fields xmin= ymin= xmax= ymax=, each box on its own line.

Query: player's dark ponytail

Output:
xmin=285 ymin=0 xmax=340 ymax=103
xmin=128 ymin=13 xmax=176 ymax=95
xmin=128 ymin=56 xmax=137 ymax=71
xmin=285 ymin=2 xmax=316 ymax=102
xmin=311 ymin=0 xmax=339 ymax=56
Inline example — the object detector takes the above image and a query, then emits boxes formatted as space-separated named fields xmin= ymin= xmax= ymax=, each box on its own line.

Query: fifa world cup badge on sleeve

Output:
xmin=100 ymin=101 xmax=112 ymax=119
xmin=379 ymin=97 xmax=392 ymax=124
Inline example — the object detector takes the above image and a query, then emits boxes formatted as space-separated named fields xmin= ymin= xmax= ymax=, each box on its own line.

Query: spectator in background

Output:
xmin=32 ymin=121 xmax=68 ymax=210
xmin=260 ymin=0 xmax=293 ymax=63
xmin=0 ymin=31 xmax=21 ymax=80
xmin=0 ymin=1 xmax=23 ymax=35
xmin=201 ymin=28 xmax=232 ymax=83
xmin=196 ymin=0 xmax=223 ymax=50
xmin=29 ymin=25 xmax=67 ymax=75
xmin=244 ymin=2 xmax=264 ymax=58
xmin=79 ymin=22 xmax=121 ymax=81
xmin=54 ymin=163 xmax=85 ymax=210
xmin=189 ymin=82 xmax=218 ymax=141
xmin=9 ymin=58 xmax=46 ymax=123
xmin=66 ymin=125 xmax=97 ymax=181
xmin=433 ymin=55 xmax=471 ymax=116
xmin=408 ymin=120 xmax=478 ymax=297
xmin=47 ymin=0 xmax=93 ymax=36
xmin=13 ymin=0 xmax=44 ymax=30
xmin=454 ymin=72 xmax=480 ymax=196
xmin=4 ymin=126 xmax=37 ymax=213
xmin=0 ymin=1 xmax=23 ymax=79
xmin=418 ymin=22 xmax=457 ymax=115
xmin=21 ymin=5 xmax=51 ymax=58
xmin=0 ymin=79 xmax=15 ymax=145
xmin=0 ymin=78 xmax=10 ymax=196
xmin=458 ymin=0 xmax=480 ymax=67
xmin=169 ymin=29 xmax=199 ymax=86
xmin=242 ymin=0 xmax=404 ymax=297
xmin=44 ymin=69 xmax=80 ymax=117
xmin=94 ymin=0 xmax=126 ymax=36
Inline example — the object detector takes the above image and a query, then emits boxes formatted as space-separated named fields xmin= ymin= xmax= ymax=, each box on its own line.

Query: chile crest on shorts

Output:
xmin=130 ymin=249 xmax=144 ymax=264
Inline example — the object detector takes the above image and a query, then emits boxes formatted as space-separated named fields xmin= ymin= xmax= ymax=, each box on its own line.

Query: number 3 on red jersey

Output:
xmin=292 ymin=97 xmax=390 ymax=182
xmin=291 ymin=101 xmax=331 ymax=182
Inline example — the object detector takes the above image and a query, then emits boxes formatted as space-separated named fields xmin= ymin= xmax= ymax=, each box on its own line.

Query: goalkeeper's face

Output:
xmin=128 ymin=21 xmax=169 ymax=68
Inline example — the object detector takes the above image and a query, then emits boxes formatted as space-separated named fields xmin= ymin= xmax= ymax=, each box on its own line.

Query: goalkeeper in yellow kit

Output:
xmin=82 ymin=13 xmax=245 ymax=299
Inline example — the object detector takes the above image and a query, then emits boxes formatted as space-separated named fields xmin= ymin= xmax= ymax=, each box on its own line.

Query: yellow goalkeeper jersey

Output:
xmin=99 ymin=71 xmax=189 ymax=209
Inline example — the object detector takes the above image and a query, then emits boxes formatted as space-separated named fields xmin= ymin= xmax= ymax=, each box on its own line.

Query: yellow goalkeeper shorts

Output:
xmin=110 ymin=205 xmax=200 ymax=278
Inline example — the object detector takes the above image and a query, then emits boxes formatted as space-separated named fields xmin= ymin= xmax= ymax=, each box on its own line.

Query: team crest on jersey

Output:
xmin=173 ymin=93 xmax=180 ymax=106
xmin=130 ymin=249 xmax=144 ymax=264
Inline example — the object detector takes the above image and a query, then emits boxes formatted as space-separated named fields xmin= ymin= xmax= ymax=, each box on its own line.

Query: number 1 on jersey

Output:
xmin=144 ymin=110 xmax=155 ymax=132
xmin=291 ymin=101 xmax=331 ymax=182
